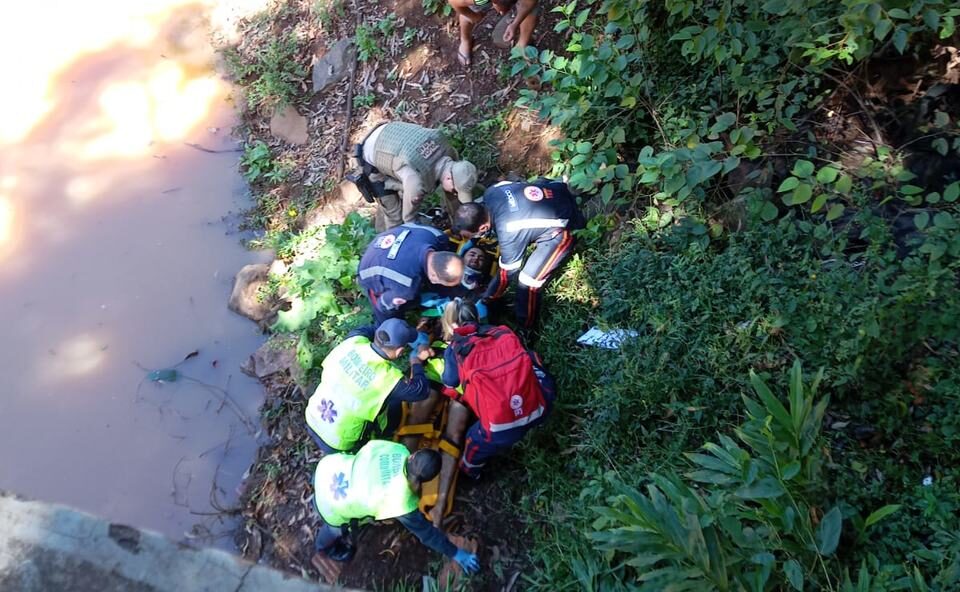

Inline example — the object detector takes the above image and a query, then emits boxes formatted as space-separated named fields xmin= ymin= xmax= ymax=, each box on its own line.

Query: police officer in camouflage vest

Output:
xmin=352 ymin=122 xmax=478 ymax=230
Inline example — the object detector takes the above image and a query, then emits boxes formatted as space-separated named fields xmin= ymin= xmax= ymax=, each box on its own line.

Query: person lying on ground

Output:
xmin=429 ymin=298 xmax=556 ymax=526
xmin=453 ymin=178 xmax=585 ymax=329
xmin=312 ymin=440 xmax=480 ymax=574
xmin=349 ymin=121 xmax=478 ymax=230
xmin=358 ymin=222 xmax=465 ymax=324
xmin=419 ymin=246 xmax=493 ymax=318
xmin=305 ymin=318 xmax=441 ymax=454
xmin=447 ymin=0 xmax=539 ymax=66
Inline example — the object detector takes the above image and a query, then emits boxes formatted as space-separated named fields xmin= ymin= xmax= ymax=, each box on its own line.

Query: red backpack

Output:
xmin=452 ymin=326 xmax=546 ymax=434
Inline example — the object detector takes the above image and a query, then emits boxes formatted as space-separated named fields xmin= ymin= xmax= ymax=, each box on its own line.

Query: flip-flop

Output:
xmin=457 ymin=47 xmax=472 ymax=66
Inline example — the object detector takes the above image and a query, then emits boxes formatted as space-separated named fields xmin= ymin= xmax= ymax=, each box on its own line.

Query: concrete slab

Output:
xmin=0 ymin=492 xmax=358 ymax=592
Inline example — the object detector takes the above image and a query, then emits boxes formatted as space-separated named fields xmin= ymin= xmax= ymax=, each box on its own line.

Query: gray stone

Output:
xmin=228 ymin=263 xmax=275 ymax=323
xmin=270 ymin=105 xmax=309 ymax=145
xmin=0 ymin=491 xmax=351 ymax=592
xmin=312 ymin=38 xmax=356 ymax=94
xmin=241 ymin=335 xmax=304 ymax=384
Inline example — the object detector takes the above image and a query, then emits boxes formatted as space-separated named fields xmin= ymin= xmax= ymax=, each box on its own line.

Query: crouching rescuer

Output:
xmin=312 ymin=440 xmax=480 ymax=573
xmin=429 ymin=298 xmax=556 ymax=526
xmin=305 ymin=318 xmax=438 ymax=454
xmin=347 ymin=121 xmax=478 ymax=230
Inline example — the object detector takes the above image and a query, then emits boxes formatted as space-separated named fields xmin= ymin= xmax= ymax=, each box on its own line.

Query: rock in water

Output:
xmin=269 ymin=105 xmax=309 ymax=145
xmin=228 ymin=263 xmax=274 ymax=322
xmin=312 ymin=38 xmax=356 ymax=94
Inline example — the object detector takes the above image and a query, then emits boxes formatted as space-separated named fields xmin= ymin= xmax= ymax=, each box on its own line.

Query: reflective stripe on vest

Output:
xmin=387 ymin=229 xmax=410 ymax=260
xmin=359 ymin=266 xmax=414 ymax=287
xmin=503 ymin=218 xmax=568 ymax=232
xmin=314 ymin=440 xmax=419 ymax=526
xmin=306 ymin=337 xmax=403 ymax=451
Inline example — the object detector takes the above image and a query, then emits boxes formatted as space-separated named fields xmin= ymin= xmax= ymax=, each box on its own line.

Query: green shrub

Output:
xmin=227 ymin=34 xmax=307 ymax=112
xmin=516 ymin=0 xmax=960 ymax=209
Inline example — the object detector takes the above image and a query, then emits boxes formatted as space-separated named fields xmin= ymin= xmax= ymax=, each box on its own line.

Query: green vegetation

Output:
xmin=356 ymin=15 xmax=400 ymax=63
xmin=225 ymin=33 xmax=307 ymax=112
xmin=443 ymin=111 xmax=508 ymax=175
xmin=241 ymin=141 xmax=294 ymax=184
xmin=271 ymin=212 xmax=375 ymax=382
xmin=517 ymin=0 xmax=959 ymax=208
xmin=422 ymin=0 xmax=453 ymax=17
xmin=225 ymin=0 xmax=960 ymax=588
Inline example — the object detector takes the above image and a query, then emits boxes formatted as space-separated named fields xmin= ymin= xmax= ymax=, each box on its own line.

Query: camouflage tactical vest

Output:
xmin=372 ymin=123 xmax=456 ymax=191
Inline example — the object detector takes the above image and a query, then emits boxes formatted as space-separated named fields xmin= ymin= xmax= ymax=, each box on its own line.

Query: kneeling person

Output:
xmin=306 ymin=318 xmax=436 ymax=454
xmin=313 ymin=440 xmax=480 ymax=573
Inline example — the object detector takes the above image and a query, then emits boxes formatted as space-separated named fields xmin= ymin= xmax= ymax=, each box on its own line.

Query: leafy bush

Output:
xmin=241 ymin=141 xmax=294 ymax=184
xmin=516 ymin=0 xmax=960 ymax=208
xmin=523 ymin=207 xmax=960 ymax=588
xmin=270 ymin=213 xmax=375 ymax=375
xmin=589 ymin=362 xmax=902 ymax=590
xmin=226 ymin=34 xmax=307 ymax=112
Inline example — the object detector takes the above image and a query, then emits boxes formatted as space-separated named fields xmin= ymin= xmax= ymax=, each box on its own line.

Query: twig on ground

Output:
xmin=184 ymin=142 xmax=243 ymax=154
xmin=335 ymin=0 xmax=362 ymax=179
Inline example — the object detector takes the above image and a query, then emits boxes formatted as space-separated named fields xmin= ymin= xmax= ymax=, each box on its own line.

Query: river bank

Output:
xmin=223 ymin=0 xmax=960 ymax=590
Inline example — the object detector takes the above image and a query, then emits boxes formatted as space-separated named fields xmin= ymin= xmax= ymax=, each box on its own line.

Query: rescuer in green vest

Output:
xmin=305 ymin=318 xmax=439 ymax=454
xmin=312 ymin=440 xmax=480 ymax=573
xmin=350 ymin=121 xmax=478 ymax=230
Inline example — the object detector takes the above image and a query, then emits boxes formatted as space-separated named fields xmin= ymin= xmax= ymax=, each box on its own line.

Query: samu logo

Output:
xmin=509 ymin=394 xmax=524 ymax=417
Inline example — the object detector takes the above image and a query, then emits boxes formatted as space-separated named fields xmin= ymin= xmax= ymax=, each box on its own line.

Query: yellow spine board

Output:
xmin=394 ymin=400 xmax=460 ymax=520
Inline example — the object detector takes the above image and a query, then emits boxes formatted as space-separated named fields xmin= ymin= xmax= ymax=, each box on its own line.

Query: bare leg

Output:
xmin=430 ymin=400 xmax=471 ymax=527
xmin=515 ymin=10 xmax=538 ymax=51
xmin=455 ymin=11 xmax=482 ymax=65
xmin=401 ymin=389 xmax=440 ymax=452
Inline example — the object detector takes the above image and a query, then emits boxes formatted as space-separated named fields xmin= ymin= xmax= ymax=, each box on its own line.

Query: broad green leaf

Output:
xmin=914 ymin=211 xmax=929 ymax=230
xmin=892 ymin=27 xmax=908 ymax=53
xmin=777 ymin=176 xmax=800 ymax=193
xmin=749 ymin=370 xmax=793 ymax=431
xmin=875 ymin=18 xmax=893 ymax=40
xmin=932 ymin=137 xmax=949 ymax=155
xmin=735 ymin=477 xmax=785 ymax=500
xmin=887 ymin=8 xmax=910 ymax=19
xmin=816 ymin=507 xmax=843 ymax=556
xmin=760 ymin=201 xmax=779 ymax=222
xmin=784 ymin=559 xmax=804 ymax=590
xmin=600 ymin=183 xmax=614 ymax=203
xmin=792 ymin=183 xmax=813 ymax=204
xmin=686 ymin=469 xmax=736 ymax=485
xmin=575 ymin=7 xmax=591 ymax=27
xmin=792 ymin=159 xmax=815 ymax=178
xmin=900 ymin=184 xmax=924 ymax=195
xmin=575 ymin=141 xmax=592 ymax=154
xmin=826 ymin=204 xmax=845 ymax=221
xmin=782 ymin=461 xmax=801 ymax=481
xmin=685 ymin=452 xmax=739 ymax=474
xmin=610 ymin=126 xmax=626 ymax=143
xmin=711 ymin=112 xmax=737 ymax=134
xmin=944 ymin=181 xmax=960 ymax=202
xmin=811 ymin=194 xmax=828 ymax=213
xmin=865 ymin=504 xmax=902 ymax=528
xmin=815 ymin=166 xmax=839 ymax=183
xmin=835 ymin=174 xmax=853 ymax=193
xmin=722 ymin=156 xmax=741 ymax=174
xmin=934 ymin=212 xmax=958 ymax=230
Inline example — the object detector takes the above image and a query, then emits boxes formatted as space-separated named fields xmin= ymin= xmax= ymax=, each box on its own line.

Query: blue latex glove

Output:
xmin=475 ymin=301 xmax=488 ymax=321
xmin=453 ymin=549 xmax=480 ymax=574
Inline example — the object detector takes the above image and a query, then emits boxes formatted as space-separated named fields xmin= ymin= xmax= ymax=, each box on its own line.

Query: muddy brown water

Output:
xmin=0 ymin=0 xmax=272 ymax=547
